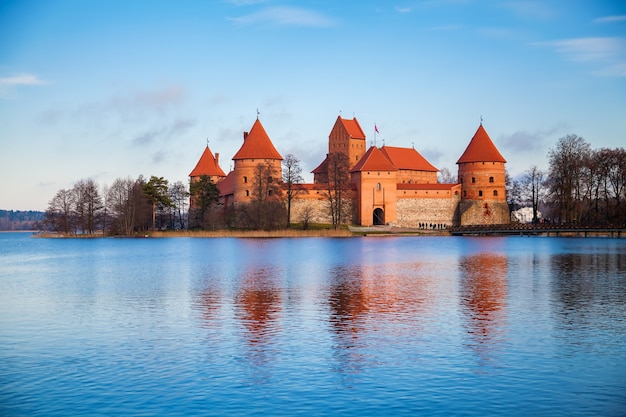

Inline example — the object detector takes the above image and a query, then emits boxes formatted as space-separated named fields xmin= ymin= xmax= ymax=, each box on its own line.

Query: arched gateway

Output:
xmin=373 ymin=208 xmax=385 ymax=225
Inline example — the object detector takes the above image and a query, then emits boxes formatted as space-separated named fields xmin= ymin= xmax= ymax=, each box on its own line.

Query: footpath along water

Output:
xmin=0 ymin=232 xmax=625 ymax=416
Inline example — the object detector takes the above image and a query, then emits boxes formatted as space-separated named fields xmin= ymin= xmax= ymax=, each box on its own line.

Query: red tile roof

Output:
xmin=311 ymin=155 xmax=329 ymax=174
xmin=217 ymin=171 xmax=234 ymax=197
xmin=350 ymin=146 xmax=397 ymax=172
xmin=339 ymin=116 xmax=366 ymax=139
xmin=456 ymin=124 xmax=506 ymax=164
xmin=380 ymin=146 xmax=438 ymax=172
xmin=232 ymin=119 xmax=283 ymax=160
xmin=189 ymin=146 xmax=226 ymax=178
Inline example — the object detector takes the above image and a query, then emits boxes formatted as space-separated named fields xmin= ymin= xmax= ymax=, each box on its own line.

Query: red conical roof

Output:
xmin=232 ymin=119 xmax=283 ymax=160
xmin=456 ymin=124 xmax=506 ymax=164
xmin=189 ymin=146 xmax=226 ymax=178
xmin=350 ymin=146 xmax=397 ymax=172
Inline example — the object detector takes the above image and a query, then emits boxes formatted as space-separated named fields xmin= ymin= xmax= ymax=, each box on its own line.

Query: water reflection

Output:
xmin=458 ymin=253 xmax=508 ymax=364
xmin=327 ymin=260 xmax=439 ymax=381
xmin=328 ymin=265 xmax=369 ymax=378
xmin=234 ymin=266 xmax=283 ymax=383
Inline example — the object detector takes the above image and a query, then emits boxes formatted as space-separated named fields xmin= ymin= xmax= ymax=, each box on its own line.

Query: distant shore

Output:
xmin=32 ymin=228 xmax=450 ymax=238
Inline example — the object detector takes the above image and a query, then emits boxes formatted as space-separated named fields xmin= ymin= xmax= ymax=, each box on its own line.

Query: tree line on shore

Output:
xmin=508 ymin=134 xmax=626 ymax=226
xmin=41 ymin=153 xmax=354 ymax=235
xmin=40 ymin=134 xmax=626 ymax=235
xmin=0 ymin=210 xmax=44 ymax=231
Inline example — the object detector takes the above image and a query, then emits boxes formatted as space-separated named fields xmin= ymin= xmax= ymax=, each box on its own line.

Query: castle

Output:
xmin=189 ymin=115 xmax=509 ymax=227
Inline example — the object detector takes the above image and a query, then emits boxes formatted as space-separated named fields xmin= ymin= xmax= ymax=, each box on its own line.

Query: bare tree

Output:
xmin=73 ymin=178 xmax=102 ymax=234
xmin=107 ymin=177 xmax=137 ymax=235
xmin=606 ymin=147 xmax=626 ymax=223
xmin=547 ymin=134 xmax=591 ymax=224
xmin=507 ymin=178 xmax=523 ymax=213
xmin=437 ymin=167 xmax=457 ymax=184
xmin=523 ymin=165 xmax=545 ymax=224
xmin=325 ymin=152 xmax=351 ymax=229
xmin=282 ymin=154 xmax=304 ymax=228
xmin=44 ymin=188 xmax=75 ymax=234
xmin=169 ymin=181 xmax=189 ymax=230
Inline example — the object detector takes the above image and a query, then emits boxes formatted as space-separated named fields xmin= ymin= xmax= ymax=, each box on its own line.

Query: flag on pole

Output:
xmin=374 ymin=124 xmax=379 ymax=134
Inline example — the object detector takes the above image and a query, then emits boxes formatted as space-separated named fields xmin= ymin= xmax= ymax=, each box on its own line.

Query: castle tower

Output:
xmin=189 ymin=145 xmax=226 ymax=209
xmin=456 ymin=123 xmax=509 ymax=225
xmin=232 ymin=119 xmax=283 ymax=204
xmin=350 ymin=146 xmax=398 ymax=226
xmin=313 ymin=116 xmax=366 ymax=183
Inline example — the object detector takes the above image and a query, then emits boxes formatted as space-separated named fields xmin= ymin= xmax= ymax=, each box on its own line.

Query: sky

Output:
xmin=1 ymin=0 xmax=625 ymax=211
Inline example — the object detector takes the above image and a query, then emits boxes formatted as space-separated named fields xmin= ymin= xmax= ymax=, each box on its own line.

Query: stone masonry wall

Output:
xmin=459 ymin=200 xmax=510 ymax=225
xmin=290 ymin=198 xmax=354 ymax=226
xmin=395 ymin=196 xmax=461 ymax=228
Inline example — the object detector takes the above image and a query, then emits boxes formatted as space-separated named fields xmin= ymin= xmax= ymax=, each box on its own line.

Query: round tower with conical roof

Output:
xmin=456 ymin=123 xmax=509 ymax=225
xmin=232 ymin=119 xmax=283 ymax=204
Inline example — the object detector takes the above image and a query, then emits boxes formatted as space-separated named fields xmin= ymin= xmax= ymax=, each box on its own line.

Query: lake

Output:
xmin=0 ymin=232 xmax=625 ymax=416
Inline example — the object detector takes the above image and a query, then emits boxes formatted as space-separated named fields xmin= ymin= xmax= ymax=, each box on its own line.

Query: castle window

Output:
xmin=479 ymin=190 xmax=483 ymax=197
xmin=493 ymin=190 xmax=498 ymax=196
xmin=268 ymin=190 xmax=273 ymax=196
xmin=245 ymin=190 xmax=249 ymax=197
xmin=489 ymin=176 xmax=494 ymax=183
xmin=376 ymin=183 xmax=381 ymax=191
xmin=460 ymin=177 xmax=463 ymax=183
xmin=463 ymin=190 xmax=467 ymax=197
xmin=243 ymin=176 xmax=248 ymax=183
xmin=472 ymin=177 xmax=476 ymax=183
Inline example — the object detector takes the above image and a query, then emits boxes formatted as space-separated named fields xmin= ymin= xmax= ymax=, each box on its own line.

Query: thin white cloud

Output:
xmin=225 ymin=0 xmax=267 ymax=5
xmin=499 ymin=125 xmax=566 ymax=154
xmin=0 ymin=74 xmax=46 ymax=95
xmin=395 ymin=6 xmax=413 ymax=13
xmin=78 ymin=85 xmax=186 ymax=122
xmin=228 ymin=6 xmax=336 ymax=27
xmin=429 ymin=24 xmax=465 ymax=31
xmin=132 ymin=118 xmax=196 ymax=146
xmin=501 ymin=1 xmax=556 ymax=20
xmin=534 ymin=37 xmax=626 ymax=77
xmin=593 ymin=62 xmax=626 ymax=78
xmin=593 ymin=15 xmax=626 ymax=24
xmin=535 ymin=37 xmax=623 ymax=62
xmin=479 ymin=27 xmax=518 ymax=40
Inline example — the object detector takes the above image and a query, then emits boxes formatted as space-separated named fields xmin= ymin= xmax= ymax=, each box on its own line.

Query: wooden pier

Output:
xmin=449 ymin=224 xmax=626 ymax=238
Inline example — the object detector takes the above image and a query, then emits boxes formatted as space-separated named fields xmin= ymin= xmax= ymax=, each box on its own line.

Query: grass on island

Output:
xmin=150 ymin=223 xmax=352 ymax=238
xmin=33 ymin=223 xmax=449 ymax=238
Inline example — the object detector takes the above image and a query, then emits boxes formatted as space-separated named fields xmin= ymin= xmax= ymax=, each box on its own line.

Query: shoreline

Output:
xmin=30 ymin=228 xmax=450 ymax=238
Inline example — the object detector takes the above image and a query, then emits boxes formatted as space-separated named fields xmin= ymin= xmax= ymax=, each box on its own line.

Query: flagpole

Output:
xmin=374 ymin=123 xmax=377 ymax=147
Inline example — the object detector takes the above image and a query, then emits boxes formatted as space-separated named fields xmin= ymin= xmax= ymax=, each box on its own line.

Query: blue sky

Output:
xmin=1 ymin=0 xmax=625 ymax=211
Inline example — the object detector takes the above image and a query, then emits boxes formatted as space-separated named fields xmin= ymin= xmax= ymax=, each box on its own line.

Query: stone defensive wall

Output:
xmin=395 ymin=194 xmax=461 ymax=228
xmin=290 ymin=197 xmax=354 ymax=225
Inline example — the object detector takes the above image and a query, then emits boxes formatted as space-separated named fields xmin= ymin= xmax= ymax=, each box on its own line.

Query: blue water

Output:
xmin=1 ymin=232 xmax=625 ymax=416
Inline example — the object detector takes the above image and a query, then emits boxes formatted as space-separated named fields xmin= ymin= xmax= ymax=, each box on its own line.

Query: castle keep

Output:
xmin=189 ymin=116 xmax=509 ymax=227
